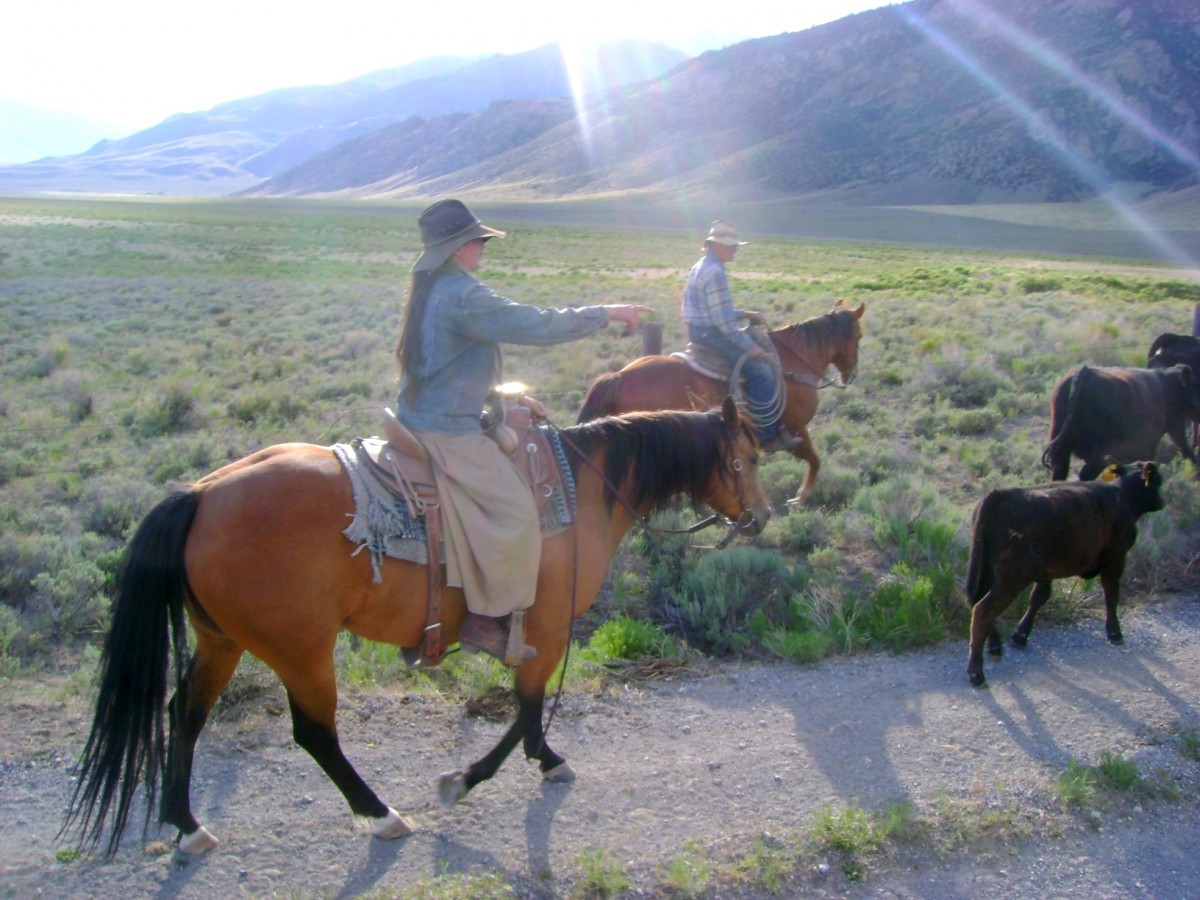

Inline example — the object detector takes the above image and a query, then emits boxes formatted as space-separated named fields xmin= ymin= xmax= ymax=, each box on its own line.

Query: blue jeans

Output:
xmin=687 ymin=325 xmax=779 ymax=439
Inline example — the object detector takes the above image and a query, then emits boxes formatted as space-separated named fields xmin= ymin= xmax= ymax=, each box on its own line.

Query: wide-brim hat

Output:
xmin=412 ymin=199 xmax=505 ymax=272
xmin=705 ymin=219 xmax=747 ymax=247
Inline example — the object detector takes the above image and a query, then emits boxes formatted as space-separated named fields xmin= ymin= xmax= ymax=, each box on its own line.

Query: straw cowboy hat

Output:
xmin=704 ymin=220 xmax=748 ymax=247
xmin=412 ymin=199 xmax=506 ymax=272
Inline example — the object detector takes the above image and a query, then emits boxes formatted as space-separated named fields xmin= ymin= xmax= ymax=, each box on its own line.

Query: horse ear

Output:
xmin=721 ymin=395 xmax=741 ymax=433
xmin=853 ymin=302 xmax=865 ymax=319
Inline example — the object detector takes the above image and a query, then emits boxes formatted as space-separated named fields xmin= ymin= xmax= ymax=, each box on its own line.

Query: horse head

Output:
xmin=829 ymin=300 xmax=865 ymax=386
xmin=709 ymin=396 xmax=771 ymax=537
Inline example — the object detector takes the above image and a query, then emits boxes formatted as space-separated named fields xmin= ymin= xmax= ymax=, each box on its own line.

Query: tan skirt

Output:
xmin=418 ymin=431 xmax=541 ymax=616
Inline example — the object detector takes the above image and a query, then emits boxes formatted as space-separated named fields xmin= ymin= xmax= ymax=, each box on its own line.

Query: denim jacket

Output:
xmin=396 ymin=265 xmax=609 ymax=435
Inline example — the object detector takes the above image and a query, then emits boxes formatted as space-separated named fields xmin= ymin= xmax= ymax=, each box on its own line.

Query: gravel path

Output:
xmin=2 ymin=593 xmax=1199 ymax=897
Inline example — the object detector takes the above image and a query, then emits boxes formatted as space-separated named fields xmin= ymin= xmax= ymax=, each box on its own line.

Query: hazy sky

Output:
xmin=4 ymin=1 xmax=891 ymax=131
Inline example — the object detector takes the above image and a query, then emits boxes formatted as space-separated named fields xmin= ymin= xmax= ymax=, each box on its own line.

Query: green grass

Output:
xmin=2 ymin=196 xmax=1198 ymax=682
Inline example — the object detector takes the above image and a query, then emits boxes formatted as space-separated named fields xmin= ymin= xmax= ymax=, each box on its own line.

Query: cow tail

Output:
xmin=1041 ymin=366 xmax=1085 ymax=473
xmin=965 ymin=493 xmax=998 ymax=607
xmin=577 ymin=372 xmax=623 ymax=423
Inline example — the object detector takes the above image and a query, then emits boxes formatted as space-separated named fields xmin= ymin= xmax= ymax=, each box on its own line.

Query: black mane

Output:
xmin=559 ymin=409 xmax=732 ymax=512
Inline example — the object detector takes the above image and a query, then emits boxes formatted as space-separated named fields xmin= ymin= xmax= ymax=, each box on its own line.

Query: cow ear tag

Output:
xmin=1099 ymin=465 xmax=1120 ymax=483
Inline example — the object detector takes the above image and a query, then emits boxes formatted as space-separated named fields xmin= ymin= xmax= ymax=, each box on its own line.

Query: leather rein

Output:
xmin=773 ymin=326 xmax=857 ymax=390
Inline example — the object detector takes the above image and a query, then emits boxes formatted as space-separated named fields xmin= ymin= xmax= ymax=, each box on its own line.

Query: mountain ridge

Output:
xmin=3 ymin=1 xmax=1198 ymax=209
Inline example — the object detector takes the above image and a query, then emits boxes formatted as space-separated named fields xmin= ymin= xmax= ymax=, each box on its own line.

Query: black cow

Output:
xmin=1148 ymin=332 xmax=1200 ymax=455
xmin=1041 ymin=364 xmax=1200 ymax=480
xmin=964 ymin=461 xmax=1164 ymax=687
xmin=1148 ymin=332 xmax=1200 ymax=372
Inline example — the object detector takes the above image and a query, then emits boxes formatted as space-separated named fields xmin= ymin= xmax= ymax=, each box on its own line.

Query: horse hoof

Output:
xmin=1010 ymin=633 xmax=1027 ymax=649
xmin=178 ymin=825 xmax=219 ymax=855
xmin=987 ymin=644 xmax=1003 ymax=658
xmin=437 ymin=771 xmax=468 ymax=807
xmin=1108 ymin=634 xmax=1124 ymax=645
xmin=371 ymin=807 xmax=416 ymax=839
xmin=969 ymin=673 xmax=988 ymax=689
xmin=542 ymin=762 xmax=576 ymax=784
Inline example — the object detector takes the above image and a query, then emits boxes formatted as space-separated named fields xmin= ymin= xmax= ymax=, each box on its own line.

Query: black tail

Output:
xmin=59 ymin=488 xmax=201 ymax=857
xmin=577 ymin=371 xmax=624 ymax=423
xmin=1040 ymin=366 xmax=1085 ymax=475
xmin=964 ymin=492 xmax=999 ymax=607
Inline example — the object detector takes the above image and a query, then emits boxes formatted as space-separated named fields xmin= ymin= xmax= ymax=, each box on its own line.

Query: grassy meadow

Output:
xmin=1 ymin=195 xmax=1198 ymax=682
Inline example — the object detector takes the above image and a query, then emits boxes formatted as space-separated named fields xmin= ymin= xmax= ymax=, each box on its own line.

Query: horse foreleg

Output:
xmin=437 ymin=702 xmax=533 ymax=808
xmin=521 ymin=691 xmax=575 ymax=783
xmin=162 ymin=635 xmax=242 ymax=855
xmin=437 ymin=681 xmax=573 ymax=808
xmin=786 ymin=430 xmax=819 ymax=506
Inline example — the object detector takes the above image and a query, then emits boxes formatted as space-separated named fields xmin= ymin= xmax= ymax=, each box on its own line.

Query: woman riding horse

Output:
xmin=61 ymin=399 xmax=770 ymax=857
xmin=395 ymin=199 xmax=651 ymax=664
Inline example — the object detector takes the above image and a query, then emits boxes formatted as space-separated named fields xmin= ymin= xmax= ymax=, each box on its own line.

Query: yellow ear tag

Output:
xmin=1098 ymin=464 xmax=1120 ymax=483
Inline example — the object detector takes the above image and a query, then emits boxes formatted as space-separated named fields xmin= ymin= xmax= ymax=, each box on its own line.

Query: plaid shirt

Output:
xmin=681 ymin=250 xmax=755 ymax=352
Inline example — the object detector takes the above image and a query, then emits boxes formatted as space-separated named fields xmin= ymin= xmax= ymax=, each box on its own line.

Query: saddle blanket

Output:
xmin=332 ymin=425 xmax=577 ymax=580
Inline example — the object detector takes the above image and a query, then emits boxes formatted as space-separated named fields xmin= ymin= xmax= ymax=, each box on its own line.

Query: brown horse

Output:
xmin=578 ymin=300 xmax=865 ymax=505
xmin=62 ymin=399 xmax=769 ymax=857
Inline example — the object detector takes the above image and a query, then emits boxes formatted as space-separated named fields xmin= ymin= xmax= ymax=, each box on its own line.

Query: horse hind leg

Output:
xmin=280 ymin=663 xmax=415 ymax=840
xmin=162 ymin=632 xmax=243 ymax=854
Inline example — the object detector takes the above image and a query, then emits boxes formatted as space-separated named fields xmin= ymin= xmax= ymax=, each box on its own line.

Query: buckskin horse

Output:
xmin=578 ymin=301 xmax=864 ymax=505
xmin=62 ymin=398 xmax=769 ymax=857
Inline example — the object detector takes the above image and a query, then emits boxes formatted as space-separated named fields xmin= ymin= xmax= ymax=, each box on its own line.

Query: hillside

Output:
xmin=3 ymin=1 xmax=1197 ymax=209
xmin=0 ymin=42 xmax=684 ymax=196
xmin=247 ymin=0 xmax=1199 ymax=205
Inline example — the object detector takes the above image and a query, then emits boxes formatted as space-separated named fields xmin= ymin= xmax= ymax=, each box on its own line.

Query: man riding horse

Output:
xmin=683 ymin=220 xmax=800 ymax=452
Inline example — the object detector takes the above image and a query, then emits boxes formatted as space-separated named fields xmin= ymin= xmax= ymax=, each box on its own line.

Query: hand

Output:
xmin=743 ymin=310 xmax=766 ymax=325
xmin=516 ymin=394 xmax=548 ymax=420
xmin=604 ymin=304 xmax=654 ymax=335
xmin=748 ymin=345 xmax=769 ymax=359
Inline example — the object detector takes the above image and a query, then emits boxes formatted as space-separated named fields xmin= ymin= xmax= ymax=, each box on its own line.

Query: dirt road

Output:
xmin=2 ymin=593 xmax=1199 ymax=897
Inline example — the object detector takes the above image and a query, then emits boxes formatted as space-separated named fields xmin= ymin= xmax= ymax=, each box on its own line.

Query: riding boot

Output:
xmin=459 ymin=611 xmax=537 ymax=667
xmin=760 ymin=427 xmax=804 ymax=453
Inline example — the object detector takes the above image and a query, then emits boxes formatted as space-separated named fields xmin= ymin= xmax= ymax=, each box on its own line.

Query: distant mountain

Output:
xmin=246 ymin=0 xmax=1200 ymax=206
xmin=0 ymin=99 xmax=128 ymax=165
xmin=0 ymin=42 xmax=687 ymax=196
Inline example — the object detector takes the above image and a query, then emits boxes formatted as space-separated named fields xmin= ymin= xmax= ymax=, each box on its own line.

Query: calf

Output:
xmin=1041 ymin=364 xmax=1200 ymax=480
xmin=964 ymin=461 xmax=1164 ymax=688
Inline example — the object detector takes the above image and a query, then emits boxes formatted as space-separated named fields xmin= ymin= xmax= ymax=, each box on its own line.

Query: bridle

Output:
xmin=773 ymin=323 xmax=859 ymax=389
xmin=535 ymin=420 xmax=760 ymax=751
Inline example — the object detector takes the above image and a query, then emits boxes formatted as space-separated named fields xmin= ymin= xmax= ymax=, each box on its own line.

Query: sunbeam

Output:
xmin=950 ymin=0 xmax=1200 ymax=179
xmin=899 ymin=3 xmax=1197 ymax=268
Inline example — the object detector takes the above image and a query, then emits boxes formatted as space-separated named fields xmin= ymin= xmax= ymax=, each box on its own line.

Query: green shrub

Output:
xmin=763 ymin=625 xmax=832 ymax=664
xmin=1019 ymin=275 xmax=1063 ymax=294
xmin=763 ymin=507 xmax=828 ymax=554
xmin=673 ymin=546 xmax=799 ymax=655
xmin=24 ymin=558 xmax=110 ymax=650
xmin=588 ymin=615 xmax=678 ymax=660
xmin=860 ymin=565 xmax=950 ymax=652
